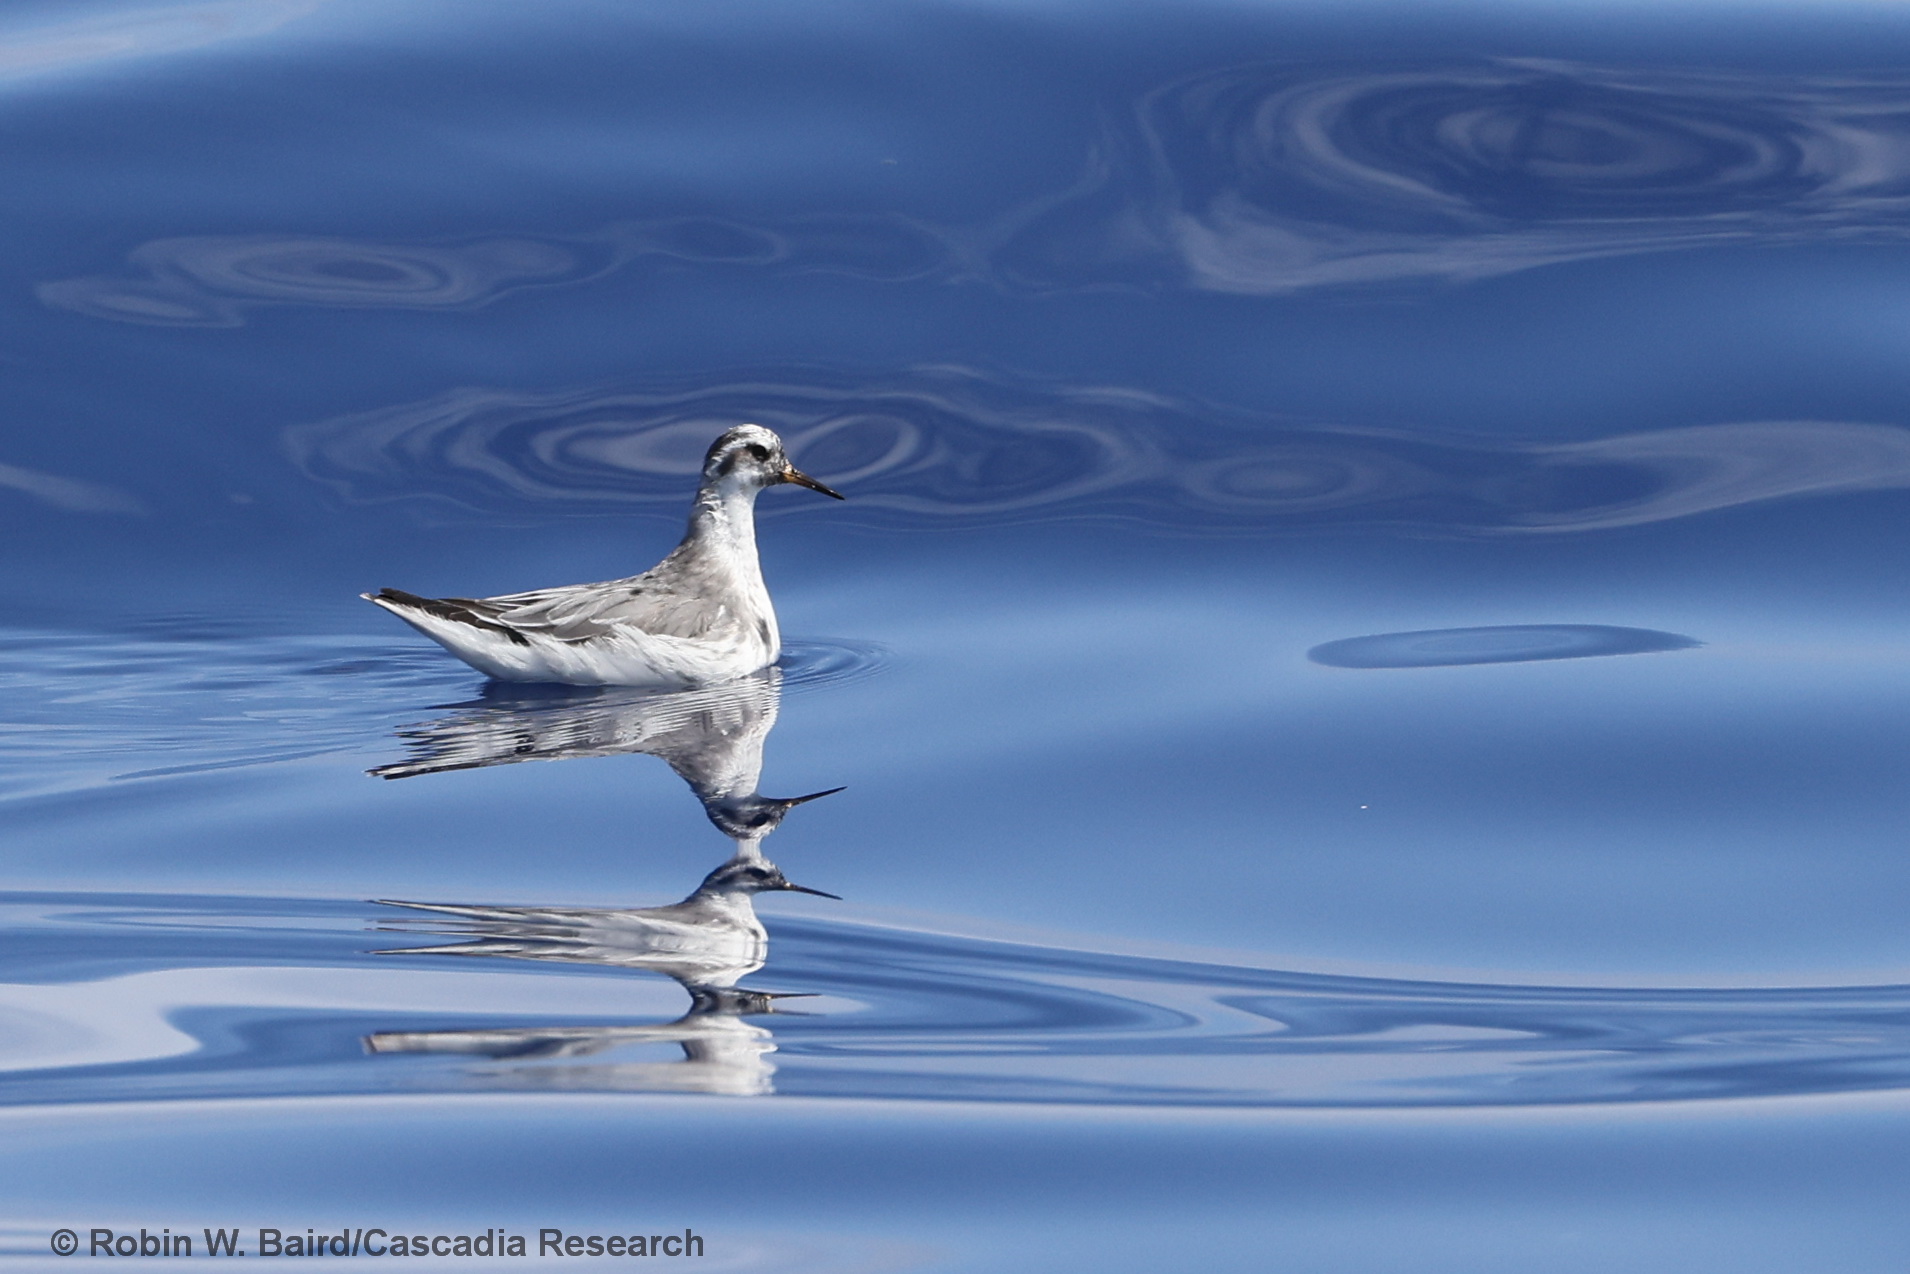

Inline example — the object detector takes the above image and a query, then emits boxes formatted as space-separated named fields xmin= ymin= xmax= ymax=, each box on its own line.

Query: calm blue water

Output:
xmin=6 ymin=0 xmax=1910 ymax=1267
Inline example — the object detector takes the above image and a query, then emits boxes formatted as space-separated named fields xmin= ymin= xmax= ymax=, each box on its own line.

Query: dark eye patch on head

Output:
xmin=717 ymin=442 xmax=765 ymax=477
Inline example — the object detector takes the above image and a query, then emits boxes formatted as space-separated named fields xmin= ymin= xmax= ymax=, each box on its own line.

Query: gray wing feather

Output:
xmin=466 ymin=561 xmax=724 ymax=643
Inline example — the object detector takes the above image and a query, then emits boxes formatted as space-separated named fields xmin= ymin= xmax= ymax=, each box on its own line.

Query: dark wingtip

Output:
xmin=365 ymin=587 xmax=529 ymax=646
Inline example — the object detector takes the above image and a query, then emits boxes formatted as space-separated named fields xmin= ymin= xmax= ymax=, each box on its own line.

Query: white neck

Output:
xmin=686 ymin=478 xmax=763 ymax=566
xmin=679 ymin=477 xmax=778 ymax=655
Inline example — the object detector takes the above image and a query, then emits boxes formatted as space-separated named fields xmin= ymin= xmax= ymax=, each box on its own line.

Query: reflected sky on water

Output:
xmin=5 ymin=0 xmax=1910 ymax=1267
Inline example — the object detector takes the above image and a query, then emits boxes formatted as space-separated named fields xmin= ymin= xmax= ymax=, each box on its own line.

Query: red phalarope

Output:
xmin=364 ymin=425 xmax=843 ymax=685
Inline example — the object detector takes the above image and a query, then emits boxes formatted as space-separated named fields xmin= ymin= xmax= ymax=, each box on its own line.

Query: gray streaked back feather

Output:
xmin=470 ymin=549 xmax=735 ymax=644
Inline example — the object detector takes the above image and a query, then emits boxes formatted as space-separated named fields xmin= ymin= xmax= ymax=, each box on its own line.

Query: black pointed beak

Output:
xmin=780 ymin=881 xmax=842 ymax=900
xmin=783 ymin=466 xmax=845 ymax=500
xmin=783 ymin=786 xmax=846 ymax=806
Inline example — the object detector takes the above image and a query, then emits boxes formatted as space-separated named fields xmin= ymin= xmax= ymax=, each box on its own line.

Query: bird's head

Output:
xmin=702 ymin=424 xmax=844 ymax=500
xmin=703 ymin=786 xmax=846 ymax=840
xmin=695 ymin=857 xmax=841 ymax=901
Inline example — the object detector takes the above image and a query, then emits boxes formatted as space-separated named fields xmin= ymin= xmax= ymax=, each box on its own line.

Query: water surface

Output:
xmin=5 ymin=0 xmax=1910 ymax=1268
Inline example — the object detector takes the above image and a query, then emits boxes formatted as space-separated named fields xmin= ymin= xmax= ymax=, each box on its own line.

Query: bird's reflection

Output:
xmin=366 ymin=670 xmax=842 ymax=1095
xmin=367 ymin=852 xmax=837 ymax=1096
xmin=371 ymin=669 xmax=842 ymax=850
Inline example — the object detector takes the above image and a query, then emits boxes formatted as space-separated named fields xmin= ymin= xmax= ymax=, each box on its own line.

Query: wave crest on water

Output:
xmin=998 ymin=59 xmax=1910 ymax=292
xmin=8 ymin=893 xmax=1910 ymax=1110
xmin=287 ymin=368 xmax=1910 ymax=533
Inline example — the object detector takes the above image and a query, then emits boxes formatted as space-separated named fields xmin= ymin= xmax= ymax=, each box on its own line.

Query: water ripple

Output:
xmin=1309 ymin=625 xmax=1701 ymax=669
xmin=0 ymin=460 xmax=143 ymax=515
xmin=40 ymin=215 xmax=957 ymax=327
xmin=286 ymin=372 xmax=1170 ymax=523
xmin=40 ymin=61 xmax=1910 ymax=318
xmin=998 ymin=59 xmax=1910 ymax=292
xmin=5 ymin=893 xmax=1910 ymax=1109
xmin=39 ymin=234 xmax=613 ymax=327
xmin=778 ymin=639 xmax=890 ymax=693
xmin=0 ymin=1 xmax=319 ymax=81
xmin=287 ymin=369 xmax=1910 ymax=533
xmin=0 ymin=627 xmax=461 ymax=798
xmin=0 ymin=625 xmax=881 ymax=800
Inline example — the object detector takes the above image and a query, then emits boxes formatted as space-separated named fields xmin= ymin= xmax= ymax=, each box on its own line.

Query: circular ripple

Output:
xmin=1141 ymin=59 xmax=1910 ymax=234
xmin=151 ymin=235 xmax=581 ymax=305
xmin=32 ymin=280 xmax=243 ymax=327
xmin=286 ymin=371 xmax=1910 ymax=534
xmin=39 ymin=234 xmax=601 ymax=324
xmin=779 ymin=638 xmax=890 ymax=691
xmin=998 ymin=61 xmax=1910 ymax=293
xmin=1308 ymin=624 xmax=1701 ymax=669
xmin=286 ymin=372 xmax=1172 ymax=524
xmin=1174 ymin=443 xmax=1433 ymax=513
xmin=1220 ymin=66 xmax=1829 ymax=226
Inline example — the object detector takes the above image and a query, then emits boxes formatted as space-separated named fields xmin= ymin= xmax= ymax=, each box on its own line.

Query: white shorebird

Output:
xmin=364 ymin=424 xmax=843 ymax=686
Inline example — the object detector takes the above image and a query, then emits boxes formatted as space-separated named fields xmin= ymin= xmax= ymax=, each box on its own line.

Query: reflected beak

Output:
xmin=784 ymin=786 xmax=846 ymax=806
xmin=753 ymin=992 xmax=822 ymax=1017
xmin=782 ymin=466 xmax=845 ymax=500
xmin=781 ymin=881 xmax=842 ymax=900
